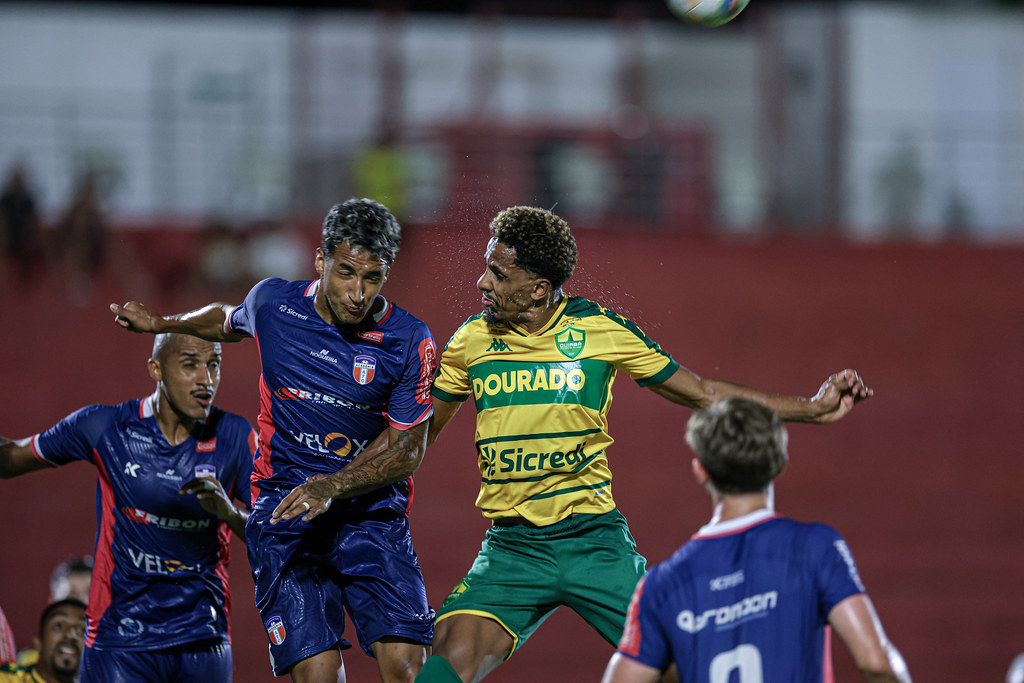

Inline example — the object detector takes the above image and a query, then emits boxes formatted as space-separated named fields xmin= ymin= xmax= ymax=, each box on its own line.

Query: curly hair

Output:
xmin=489 ymin=207 xmax=577 ymax=289
xmin=322 ymin=198 xmax=401 ymax=263
xmin=685 ymin=398 xmax=789 ymax=494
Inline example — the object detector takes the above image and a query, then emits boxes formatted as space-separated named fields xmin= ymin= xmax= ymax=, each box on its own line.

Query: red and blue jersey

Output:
xmin=227 ymin=278 xmax=437 ymax=515
xmin=30 ymin=396 xmax=256 ymax=651
xmin=618 ymin=509 xmax=865 ymax=682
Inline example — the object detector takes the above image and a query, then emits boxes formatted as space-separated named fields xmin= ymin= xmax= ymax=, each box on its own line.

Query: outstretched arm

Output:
xmin=178 ymin=476 xmax=249 ymax=538
xmin=271 ymin=421 xmax=429 ymax=523
xmin=829 ymin=594 xmax=912 ymax=682
xmin=110 ymin=301 xmax=246 ymax=342
xmin=0 ymin=437 xmax=50 ymax=478
xmin=647 ymin=366 xmax=872 ymax=423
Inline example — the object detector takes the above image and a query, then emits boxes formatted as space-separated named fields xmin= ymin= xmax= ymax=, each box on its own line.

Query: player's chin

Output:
xmin=188 ymin=404 xmax=214 ymax=420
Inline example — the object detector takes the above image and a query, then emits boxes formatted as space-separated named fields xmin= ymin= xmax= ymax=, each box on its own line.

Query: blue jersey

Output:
xmin=30 ymin=396 xmax=256 ymax=652
xmin=227 ymin=278 xmax=437 ymax=515
xmin=618 ymin=510 xmax=865 ymax=683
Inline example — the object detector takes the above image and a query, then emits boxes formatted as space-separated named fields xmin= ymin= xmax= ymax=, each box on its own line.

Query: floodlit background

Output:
xmin=1 ymin=0 xmax=1022 ymax=681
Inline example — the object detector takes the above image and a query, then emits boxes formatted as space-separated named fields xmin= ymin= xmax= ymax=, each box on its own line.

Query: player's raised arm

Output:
xmin=646 ymin=366 xmax=872 ymax=423
xmin=828 ymin=594 xmax=912 ymax=682
xmin=0 ymin=436 xmax=50 ymax=478
xmin=111 ymin=301 xmax=246 ymax=342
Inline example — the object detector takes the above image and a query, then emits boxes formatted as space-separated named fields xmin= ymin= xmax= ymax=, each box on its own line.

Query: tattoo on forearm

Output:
xmin=321 ymin=425 xmax=425 ymax=501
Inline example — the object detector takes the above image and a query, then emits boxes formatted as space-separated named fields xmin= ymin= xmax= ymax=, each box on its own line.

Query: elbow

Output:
xmin=856 ymin=643 xmax=906 ymax=682
xmin=401 ymin=449 xmax=425 ymax=478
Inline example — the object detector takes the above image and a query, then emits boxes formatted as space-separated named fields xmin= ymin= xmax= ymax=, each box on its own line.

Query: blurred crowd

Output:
xmin=0 ymin=162 xmax=310 ymax=305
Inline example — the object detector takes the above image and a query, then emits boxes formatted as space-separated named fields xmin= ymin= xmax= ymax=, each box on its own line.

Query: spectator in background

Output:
xmin=0 ymin=599 xmax=86 ymax=683
xmin=0 ymin=163 xmax=44 ymax=286
xmin=196 ymin=218 xmax=249 ymax=295
xmin=55 ymin=172 xmax=108 ymax=302
xmin=0 ymin=607 xmax=15 ymax=665
xmin=244 ymin=219 xmax=307 ymax=282
xmin=49 ymin=556 xmax=93 ymax=604
xmin=16 ymin=556 xmax=94 ymax=667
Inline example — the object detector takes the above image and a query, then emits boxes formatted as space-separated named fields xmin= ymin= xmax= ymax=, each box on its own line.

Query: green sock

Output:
xmin=415 ymin=655 xmax=462 ymax=683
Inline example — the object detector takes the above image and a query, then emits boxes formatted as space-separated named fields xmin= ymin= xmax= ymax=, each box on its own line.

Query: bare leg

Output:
xmin=291 ymin=647 xmax=346 ymax=683
xmin=370 ymin=636 xmax=429 ymax=683
xmin=430 ymin=614 xmax=514 ymax=683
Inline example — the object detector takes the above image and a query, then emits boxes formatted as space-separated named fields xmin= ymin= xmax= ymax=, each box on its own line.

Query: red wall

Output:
xmin=2 ymin=225 xmax=1022 ymax=681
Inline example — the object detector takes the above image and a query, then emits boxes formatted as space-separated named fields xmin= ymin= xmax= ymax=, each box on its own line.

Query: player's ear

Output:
xmin=530 ymin=277 xmax=552 ymax=303
xmin=147 ymin=357 xmax=162 ymax=382
xmin=691 ymin=458 xmax=710 ymax=486
xmin=315 ymin=247 xmax=325 ymax=276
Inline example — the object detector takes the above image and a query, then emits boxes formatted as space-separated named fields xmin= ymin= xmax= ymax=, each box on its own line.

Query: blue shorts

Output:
xmin=80 ymin=638 xmax=231 ymax=683
xmin=246 ymin=506 xmax=434 ymax=676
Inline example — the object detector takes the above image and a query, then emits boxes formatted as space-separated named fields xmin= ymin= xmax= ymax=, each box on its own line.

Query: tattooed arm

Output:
xmin=270 ymin=422 xmax=428 ymax=524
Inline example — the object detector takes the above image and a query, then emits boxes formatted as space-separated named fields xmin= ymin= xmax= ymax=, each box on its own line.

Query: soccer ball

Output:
xmin=667 ymin=0 xmax=750 ymax=27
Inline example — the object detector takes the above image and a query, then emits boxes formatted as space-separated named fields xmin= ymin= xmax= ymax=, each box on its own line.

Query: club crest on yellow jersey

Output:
xmin=555 ymin=327 xmax=585 ymax=359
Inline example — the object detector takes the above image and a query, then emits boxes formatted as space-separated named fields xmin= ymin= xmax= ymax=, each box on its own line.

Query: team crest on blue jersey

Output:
xmin=267 ymin=616 xmax=287 ymax=645
xmin=195 ymin=464 xmax=217 ymax=478
xmin=353 ymin=354 xmax=377 ymax=385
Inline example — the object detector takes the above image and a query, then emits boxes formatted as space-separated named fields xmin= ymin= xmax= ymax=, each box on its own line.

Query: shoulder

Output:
xmin=201 ymin=408 xmax=254 ymax=441
xmin=447 ymin=312 xmax=486 ymax=340
xmin=245 ymin=277 xmax=315 ymax=307
xmin=380 ymin=301 xmax=433 ymax=338
xmin=61 ymin=401 xmax=127 ymax=430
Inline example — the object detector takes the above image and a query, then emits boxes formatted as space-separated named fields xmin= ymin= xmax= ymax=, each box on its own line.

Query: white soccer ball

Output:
xmin=667 ymin=0 xmax=750 ymax=27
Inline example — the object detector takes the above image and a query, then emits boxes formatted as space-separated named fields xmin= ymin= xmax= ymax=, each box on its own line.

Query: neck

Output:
xmin=707 ymin=488 xmax=772 ymax=525
xmin=151 ymin=389 xmax=195 ymax=446
xmin=34 ymin=663 xmax=73 ymax=683
xmin=517 ymin=291 xmax=564 ymax=335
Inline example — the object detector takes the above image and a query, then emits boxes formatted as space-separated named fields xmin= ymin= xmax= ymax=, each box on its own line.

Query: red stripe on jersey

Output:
xmin=252 ymin=374 xmax=277 ymax=506
xmin=86 ymin=450 xmax=118 ymax=648
xmin=404 ymin=476 xmax=414 ymax=516
xmin=376 ymin=299 xmax=394 ymax=325
xmin=214 ymin=521 xmax=233 ymax=643
xmin=303 ymin=281 xmax=317 ymax=297
xmin=822 ymin=625 xmax=835 ymax=683
xmin=29 ymin=435 xmax=57 ymax=468
xmin=388 ymin=403 xmax=433 ymax=431
xmin=618 ymin=576 xmax=647 ymax=657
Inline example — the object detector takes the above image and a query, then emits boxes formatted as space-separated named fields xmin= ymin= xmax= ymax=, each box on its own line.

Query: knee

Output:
xmin=379 ymin=654 xmax=422 ymax=683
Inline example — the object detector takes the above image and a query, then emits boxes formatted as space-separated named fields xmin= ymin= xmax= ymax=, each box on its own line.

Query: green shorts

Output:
xmin=435 ymin=509 xmax=646 ymax=655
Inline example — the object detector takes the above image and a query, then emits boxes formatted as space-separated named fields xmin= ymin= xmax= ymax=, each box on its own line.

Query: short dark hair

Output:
xmin=321 ymin=198 xmax=401 ymax=264
xmin=489 ymin=207 xmax=577 ymax=289
xmin=685 ymin=398 xmax=789 ymax=494
xmin=38 ymin=598 xmax=87 ymax=637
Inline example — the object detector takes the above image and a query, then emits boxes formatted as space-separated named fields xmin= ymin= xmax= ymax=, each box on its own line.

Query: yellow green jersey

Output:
xmin=0 ymin=663 xmax=45 ymax=683
xmin=432 ymin=295 xmax=679 ymax=526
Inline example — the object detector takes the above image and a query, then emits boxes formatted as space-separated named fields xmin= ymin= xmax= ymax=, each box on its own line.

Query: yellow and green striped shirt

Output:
xmin=432 ymin=295 xmax=678 ymax=526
